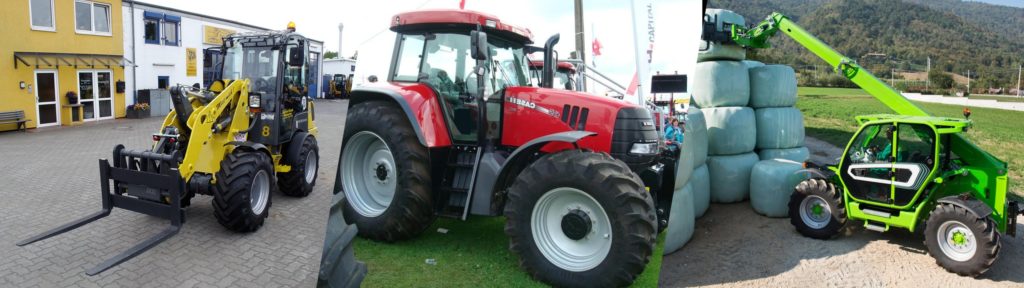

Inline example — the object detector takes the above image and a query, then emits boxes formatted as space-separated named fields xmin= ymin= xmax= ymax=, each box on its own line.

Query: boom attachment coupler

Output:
xmin=16 ymin=145 xmax=185 ymax=275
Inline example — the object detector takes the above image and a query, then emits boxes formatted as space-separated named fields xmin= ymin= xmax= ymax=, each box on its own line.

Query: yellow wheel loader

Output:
xmin=16 ymin=28 xmax=320 ymax=275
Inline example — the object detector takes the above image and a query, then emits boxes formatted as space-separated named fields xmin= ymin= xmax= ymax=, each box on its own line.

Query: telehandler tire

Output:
xmin=213 ymin=151 xmax=275 ymax=232
xmin=279 ymin=134 xmax=319 ymax=197
xmin=505 ymin=150 xmax=656 ymax=288
xmin=789 ymin=179 xmax=845 ymax=239
xmin=341 ymin=101 xmax=434 ymax=242
xmin=924 ymin=204 xmax=1000 ymax=277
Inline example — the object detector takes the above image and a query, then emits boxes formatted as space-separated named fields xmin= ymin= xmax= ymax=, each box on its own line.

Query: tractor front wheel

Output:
xmin=279 ymin=134 xmax=319 ymax=197
xmin=788 ymin=179 xmax=846 ymax=239
xmin=213 ymin=151 xmax=275 ymax=232
xmin=505 ymin=150 xmax=656 ymax=288
xmin=924 ymin=204 xmax=1000 ymax=277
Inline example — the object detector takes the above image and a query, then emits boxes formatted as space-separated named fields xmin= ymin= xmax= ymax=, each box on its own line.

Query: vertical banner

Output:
xmin=186 ymin=48 xmax=198 ymax=77
xmin=629 ymin=0 xmax=655 ymax=106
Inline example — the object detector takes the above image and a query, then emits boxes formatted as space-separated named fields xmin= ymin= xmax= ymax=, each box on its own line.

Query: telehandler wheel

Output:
xmin=788 ymin=179 xmax=846 ymax=239
xmin=279 ymin=135 xmax=319 ymax=197
xmin=341 ymin=101 xmax=434 ymax=242
xmin=505 ymin=150 xmax=656 ymax=288
xmin=213 ymin=151 xmax=275 ymax=232
xmin=924 ymin=204 xmax=1000 ymax=277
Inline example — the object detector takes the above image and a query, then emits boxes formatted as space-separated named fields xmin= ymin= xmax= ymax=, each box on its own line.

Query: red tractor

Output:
xmin=529 ymin=60 xmax=579 ymax=91
xmin=338 ymin=9 xmax=678 ymax=286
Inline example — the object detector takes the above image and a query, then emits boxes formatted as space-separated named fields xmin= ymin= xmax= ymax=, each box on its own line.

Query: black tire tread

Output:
xmin=788 ymin=178 xmax=846 ymax=239
xmin=279 ymin=136 xmax=319 ymax=197
xmin=924 ymin=203 xmax=1000 ymax=277
xmin=213 ymin=151 xmax=274 ymax=232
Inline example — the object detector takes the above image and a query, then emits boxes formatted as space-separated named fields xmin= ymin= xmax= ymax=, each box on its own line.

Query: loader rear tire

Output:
xmin=505 ymin=150 xmax=656 ymax=288
xmin=213 ymin=151 xmax=274 ymax=232
xmin=279 ymin=134 xmax=319 ymax=197
xmin=925 ymin=204 xmax=1000 ymax=277
xmin=341 ymin=101 xmax=434 ymax=242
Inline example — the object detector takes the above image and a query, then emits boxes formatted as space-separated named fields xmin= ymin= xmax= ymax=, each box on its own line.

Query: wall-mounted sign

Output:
xmin=186 ymin=48 xmax=197 ymax=76
xmin=203 ymin=26 xmax=236 ymax=45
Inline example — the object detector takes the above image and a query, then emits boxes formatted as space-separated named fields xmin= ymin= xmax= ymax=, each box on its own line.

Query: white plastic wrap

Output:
xmin=749 ymin=65 xmax=798 ymax=108
xmin=707 ymin=152 xmax=759 ymax=203
xmin=693 ymin=61 xmax=751 ymax=108
xmin=664 ymin=182 xmax=695 ymax=255
xmin=691 ymin=164 xmax=711 ymax=218
xmin=755 ymin=107 xmax=805 ymax=149
xmin=704 ymin=107 xmax=757 ymax=155
xmin=675 ymin=107 xmax=708 ymax=189
xmin=750 ymin=159 xmax=807 ymax=217
xmin=759 ymin=147 xmax=811 ymax=163
xmin=742 ymin=60 xmax=765 ymax=69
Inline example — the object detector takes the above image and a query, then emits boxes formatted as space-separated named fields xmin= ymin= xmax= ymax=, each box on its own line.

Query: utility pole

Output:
xmin=891 ymin=68 xmax=895 ymax=87
xmin=573 ymin=0 xmax=587 ymax=90
xmin=966 ymin=70 xmax=971 ymax=93
xmin=926 ymin=56 xmax=930 ymax=91
xmin=1017 ymin=64 xmax=1022 ymax=97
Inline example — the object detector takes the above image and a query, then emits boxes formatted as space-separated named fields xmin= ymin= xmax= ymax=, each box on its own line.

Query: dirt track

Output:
xmin=659 ymin=137 xmax=1024 ymax=287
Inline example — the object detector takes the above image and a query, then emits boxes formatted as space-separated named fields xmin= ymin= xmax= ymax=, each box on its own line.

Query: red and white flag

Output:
xmin=459 ymin=0 xmax=465 ymax=9
xmin=592 ymin=38 xmax=602 ymax=57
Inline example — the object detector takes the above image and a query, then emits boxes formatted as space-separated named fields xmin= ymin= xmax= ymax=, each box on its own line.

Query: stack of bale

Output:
xmin=747 ymin=58 xmax=810 ymax=217
xmin=664 ymin=105 xmax=708 ymax=253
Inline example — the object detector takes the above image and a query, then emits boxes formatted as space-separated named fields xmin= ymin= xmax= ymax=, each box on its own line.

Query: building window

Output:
xmin=158 ymin=76 xmax=170 ymax=89
xmin=29 ymin=0 xmax=56 ymax=31
xmin=75 ymin=0 xmax=111 ymax=36
xmin=143 ymin=18 xmax=160 ymax=44
xmin=162 ymin=16 xmax=180 ymax=46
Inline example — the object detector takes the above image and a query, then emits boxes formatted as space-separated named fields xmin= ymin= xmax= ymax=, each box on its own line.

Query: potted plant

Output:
xmin=66 ymin=91 xmax=78 ymax=105
xmin=126 ymin=103 xmax=151 ymax=119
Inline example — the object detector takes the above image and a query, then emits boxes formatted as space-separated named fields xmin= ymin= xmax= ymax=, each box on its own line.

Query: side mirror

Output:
xmin=289 ymin=47 xmax=305 ymax=67
xmin=471 ymin=31 xmax=488 ymax=60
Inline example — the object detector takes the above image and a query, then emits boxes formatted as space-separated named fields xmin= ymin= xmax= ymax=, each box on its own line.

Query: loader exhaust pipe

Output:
xmin=541 ymin=34 xmax=560 ymax=89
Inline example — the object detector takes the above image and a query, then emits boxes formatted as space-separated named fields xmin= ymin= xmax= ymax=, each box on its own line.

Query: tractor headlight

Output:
xmin=249 ymin=94 xmax=261 ymax=108
xmin=629 ymin=142 xmax=659 ymax=155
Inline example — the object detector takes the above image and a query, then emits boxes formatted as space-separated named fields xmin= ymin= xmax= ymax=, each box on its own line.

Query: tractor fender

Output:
xmin=485 ymin=130 xmax=597 ymax=215
xmin=349 ymin=87 xmax=427 ymax=147
xmin=937 ymin=195 xmax=994 ymax=219
xmin=227 ymin=141 xmax=272 ymax=158
xmin=796 ymin=167 xmax=834 ymax=181
xmin=283 ymin=132 xmax=312 ymax=163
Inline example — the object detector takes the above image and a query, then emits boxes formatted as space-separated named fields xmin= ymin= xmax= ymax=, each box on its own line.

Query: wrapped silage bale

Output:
xmin=675 ymin=106 xmax=708 ymax=188
xmin=698 ymin=9 xmax=746 ymax=62
xmin=759 ymin=147 xmax=811 ymax=163
xmin=704 ymin=107 xmax=756 ymax=155
xmin=664 ymin=182 xmax=695 ymax=255
xmin=707 ymin=152 xmax=759 ymax=203
xmin=693 ymin=61 xmax=751 ymax=108
xmin=749 ymin=65 xmax=798 ymax=108
xmin=755 ymin=107 xmax=805 ymax=149
xmin=691 ymin=164 xmax=711 ymax=217
xmin=750 ymin=159 xmax=808 ymax=217
xmin=742 ymin=60 xmax=765 ymax=69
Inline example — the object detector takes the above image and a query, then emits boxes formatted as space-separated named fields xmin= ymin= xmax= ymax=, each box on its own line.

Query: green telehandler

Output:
xmin=703 ymin=12 xmax=1022 ymax=276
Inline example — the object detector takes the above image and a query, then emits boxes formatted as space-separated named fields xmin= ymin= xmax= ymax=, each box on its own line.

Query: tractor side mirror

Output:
xmin=288 ymin=47 xmax=305 ymax=67
xmin=471 ymin=30 xmax=488 ymax=61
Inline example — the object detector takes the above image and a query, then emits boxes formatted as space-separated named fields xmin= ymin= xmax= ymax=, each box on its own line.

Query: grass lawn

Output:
xmin=353 ymin=216 xmax=664 ymax=287
xmin=797 ymin=87 xmax=1024 ymax=199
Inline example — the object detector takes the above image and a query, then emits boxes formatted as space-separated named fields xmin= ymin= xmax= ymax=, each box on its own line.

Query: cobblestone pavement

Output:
xmin=0 ymin=99 xmax=349 ymax=287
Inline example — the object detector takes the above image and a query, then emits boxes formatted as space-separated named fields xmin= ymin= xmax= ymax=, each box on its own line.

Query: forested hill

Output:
xmin=707 ymin=0 xmax=1023 ymax=88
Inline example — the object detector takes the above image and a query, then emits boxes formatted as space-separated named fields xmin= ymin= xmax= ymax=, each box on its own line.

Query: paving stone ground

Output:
xmin=0 ymin=99 xmax=349 ymax=287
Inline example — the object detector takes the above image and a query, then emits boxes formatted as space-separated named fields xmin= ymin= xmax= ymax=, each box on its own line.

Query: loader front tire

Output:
xmin=213 ymin=151 xmax=274 ymax=232
xmin=279 ymin=134 xmax=319 ymax=197
xmin=341 ymin=101 xmax=434 ymax=242
xmin=789 ymin=179 xmax=845 ymax=239
xmin=505 ymin=150 xmax=656 ymax=288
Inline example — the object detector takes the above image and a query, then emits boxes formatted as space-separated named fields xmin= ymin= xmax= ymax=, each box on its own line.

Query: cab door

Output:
xmin=890 ymin=123 xmax=937 ymax=206
xmin=842 ymin=123 xmax=896 ymax=204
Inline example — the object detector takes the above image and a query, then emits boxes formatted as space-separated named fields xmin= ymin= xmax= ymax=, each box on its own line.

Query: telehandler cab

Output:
xmin=337 ymin=9 xmax=680 ymax=287
xmin=17 ymin=25 xmax=321 ymax=275
xmin=705 ymin=12 xmax=1023 ymax=276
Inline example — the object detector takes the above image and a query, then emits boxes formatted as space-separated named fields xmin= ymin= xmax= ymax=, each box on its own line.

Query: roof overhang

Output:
xmin=13 ymin=52 xmax=134 ymax=69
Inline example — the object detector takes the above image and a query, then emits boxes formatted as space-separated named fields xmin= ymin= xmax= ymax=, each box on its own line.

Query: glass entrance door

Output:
xmin=35 ymin=70 xmax=60 ymax=127
xmin=79 ymin=70 xmax=114 ymax=121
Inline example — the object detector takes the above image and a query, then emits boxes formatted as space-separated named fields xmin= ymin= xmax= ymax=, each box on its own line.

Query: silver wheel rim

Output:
xmin=341 ymin=131 xmax=396 ymax=217
xmin=799 ymin=195 xmax=831 ymax=229
xmin=937 ymin=220 xmax=976 ymax=262
xmin=304 ymin=151 xmax=318 ymax=184
xmin=250 ymin=170 xmax=270 ymax=215
xmin=531 ymin=187 xmax=612 ymax=272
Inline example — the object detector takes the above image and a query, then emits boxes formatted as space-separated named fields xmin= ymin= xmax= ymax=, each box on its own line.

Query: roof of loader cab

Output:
xmin=390 ymin=9 xmax=534 ymax=44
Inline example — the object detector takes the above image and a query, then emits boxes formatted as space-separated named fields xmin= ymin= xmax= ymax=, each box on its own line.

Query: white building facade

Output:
xmin=122 ymin=1 xmax=325 ymax=108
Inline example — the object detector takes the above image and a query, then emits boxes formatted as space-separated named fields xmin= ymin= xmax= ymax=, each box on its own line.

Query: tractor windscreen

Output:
xmin=394 ymin=32 xmax=530 ymax=95
xmin=222 ymin=39 xmax=281 ymax=94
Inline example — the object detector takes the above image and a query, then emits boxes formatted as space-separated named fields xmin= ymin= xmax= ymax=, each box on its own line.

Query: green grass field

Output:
xmin=797 ymin=87 xmax=1024 ymax=199
xmin=353 ymin=217 xmax=664 ymax=287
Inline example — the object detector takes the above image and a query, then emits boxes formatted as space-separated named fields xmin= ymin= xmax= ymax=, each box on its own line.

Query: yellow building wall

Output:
xmin=0 ymin=0 xmax=126 ymax=132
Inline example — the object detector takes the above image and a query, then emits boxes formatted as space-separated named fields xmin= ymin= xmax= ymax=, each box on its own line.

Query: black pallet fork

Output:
xmin=16 ymin=145 xmax=185 ymax=275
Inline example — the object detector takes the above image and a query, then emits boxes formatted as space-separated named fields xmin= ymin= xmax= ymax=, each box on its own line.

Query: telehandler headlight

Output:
xmin=629 ymin=142 xmax=659 ymax=155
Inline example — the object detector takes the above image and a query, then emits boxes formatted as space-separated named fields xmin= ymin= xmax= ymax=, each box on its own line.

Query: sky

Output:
xmin=967 ymin=0 xmax=1024 ymax=8
xmin=139 ymin=0 xmax=703 ymax=93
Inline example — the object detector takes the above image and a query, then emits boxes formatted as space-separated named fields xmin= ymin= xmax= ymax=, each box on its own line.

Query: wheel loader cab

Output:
xmin=841 ymin=120 xmax=939 ymax=208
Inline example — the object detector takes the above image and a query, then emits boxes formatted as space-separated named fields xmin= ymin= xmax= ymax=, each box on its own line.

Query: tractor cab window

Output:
xmin=892 ymin=123 xmax=937 ymax=205
xmin=223 ymin=41 xmax=280 ymax=95
xmin=283 ymin=40 xmax=308 ymax=112
xmin=847 ymin=123 xmax=895 ymax=164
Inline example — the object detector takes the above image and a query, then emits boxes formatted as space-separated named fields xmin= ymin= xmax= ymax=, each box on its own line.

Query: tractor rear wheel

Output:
xmin=279 ymin=134 xmax=319 ymax=197
xmin=924 ymin=204 xmax=1000 ymax=277
xmin=788 ymin=179 xmax=846 ymax=239
xmin=341 ymin=101 xmax=434 ymax=242
xmin=213 ymin=151 xmax=274 ymax=232
xmin=505 ymin=150 xmax=656 ymax=288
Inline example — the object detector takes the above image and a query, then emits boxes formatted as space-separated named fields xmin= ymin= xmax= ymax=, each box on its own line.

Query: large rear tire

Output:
xmin=924 ymin=204 xmax=1000 ymax=277
xmin=341 ymin=101 xmax=434 ymax=242
xmin=505 ymin=150 xmax=656 ymax=288
xmin=279 ymin=135 xmax=319 ymax=197
xmin=213 ymin=151 xmax=274 ymax=232
xmin=788 ymin=179 xmax=845 ymax=239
